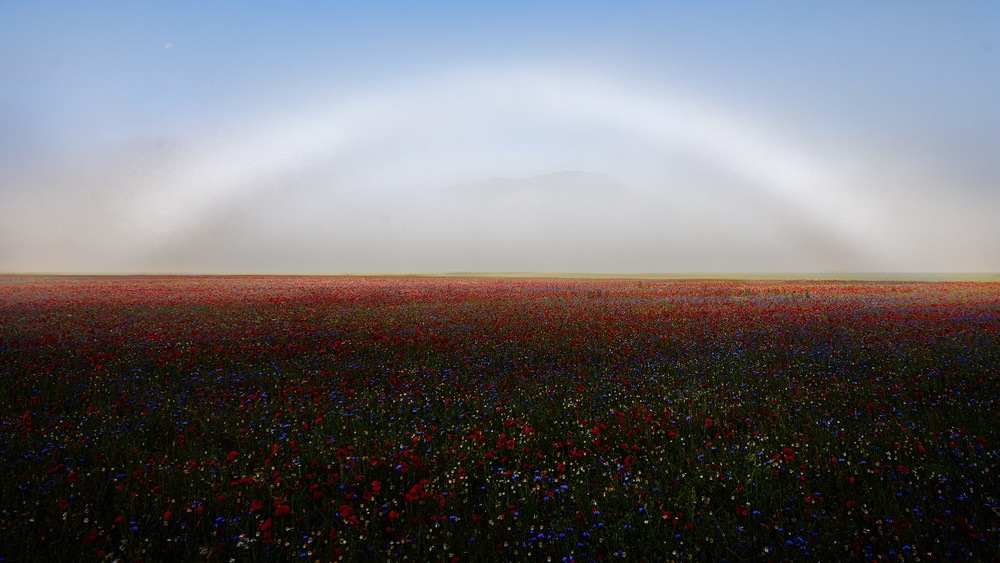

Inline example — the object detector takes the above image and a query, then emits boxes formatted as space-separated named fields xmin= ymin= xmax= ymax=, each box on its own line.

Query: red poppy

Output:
xmin=249 ymin=499 xmax=263 ymax=512
xmin=275 ymin=505 xmax=290 ymax=517
xmin=623 ymin=455 xmax=634 ymax=467
xmin=846 ymin=501 xmax=857 ymax=509
xmin=340 ymin=505 xmax=353 ymax=518
xmin=57 ymin=499 xmax=68 ymax=510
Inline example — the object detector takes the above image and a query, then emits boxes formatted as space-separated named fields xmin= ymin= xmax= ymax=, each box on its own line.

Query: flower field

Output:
xmin=2 ymin=276 xmax=999 ymax=562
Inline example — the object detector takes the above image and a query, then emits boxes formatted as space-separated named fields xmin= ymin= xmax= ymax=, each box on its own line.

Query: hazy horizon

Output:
xmin=2 ymin=2 xmax=998 ymax=275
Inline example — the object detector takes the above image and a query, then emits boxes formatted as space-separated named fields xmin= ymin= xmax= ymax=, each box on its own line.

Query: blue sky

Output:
xmin=1 ymin=1 xmax=998 ymax=274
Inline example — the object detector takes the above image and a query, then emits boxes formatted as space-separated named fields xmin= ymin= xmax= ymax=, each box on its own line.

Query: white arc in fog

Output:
xmin=123 ymin=68 xmax=884 ymax=260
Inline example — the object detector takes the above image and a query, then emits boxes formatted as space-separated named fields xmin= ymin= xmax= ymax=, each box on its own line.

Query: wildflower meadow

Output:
xmin=1 ymin=276 xmax=998 ymax=562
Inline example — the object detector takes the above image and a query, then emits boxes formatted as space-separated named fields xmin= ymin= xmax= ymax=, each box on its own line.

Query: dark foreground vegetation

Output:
xmin=2 ymin=276 xmax=999 ymax=562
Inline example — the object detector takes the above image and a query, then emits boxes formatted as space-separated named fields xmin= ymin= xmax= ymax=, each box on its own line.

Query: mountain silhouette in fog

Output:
xmin=444 ymin=171 xmax=626 ymax=198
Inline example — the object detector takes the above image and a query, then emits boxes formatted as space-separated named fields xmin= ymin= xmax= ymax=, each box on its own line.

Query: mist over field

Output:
xmin=1 ymin=2 xmax=998 ymax=274
xmin=3 ymin=5 xmax=1000 ymax=558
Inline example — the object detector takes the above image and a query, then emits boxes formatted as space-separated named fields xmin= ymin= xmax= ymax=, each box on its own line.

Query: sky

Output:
xmin=1 ymin=1 xmax=998 ymax=274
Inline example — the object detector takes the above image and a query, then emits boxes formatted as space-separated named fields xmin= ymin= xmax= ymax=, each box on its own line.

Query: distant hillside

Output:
xmin=444 ymin=171 xmax=626 ymax=197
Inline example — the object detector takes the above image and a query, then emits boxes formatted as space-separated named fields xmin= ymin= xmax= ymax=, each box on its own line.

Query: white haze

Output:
xmin=1 ymin=68 xmax=998 ymax=274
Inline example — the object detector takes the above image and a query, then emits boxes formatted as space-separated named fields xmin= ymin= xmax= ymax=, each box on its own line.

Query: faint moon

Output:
xmin=165 ymin=43 xmax=173 ymax=50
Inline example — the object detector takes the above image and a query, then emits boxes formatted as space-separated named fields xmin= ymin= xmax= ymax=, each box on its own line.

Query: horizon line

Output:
xmin=2 ymin=272 xmax=999 ymax=282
